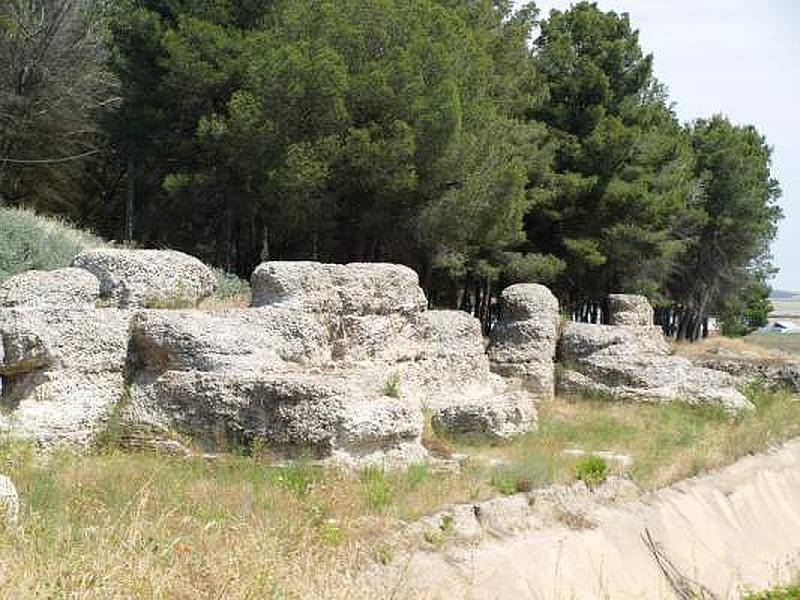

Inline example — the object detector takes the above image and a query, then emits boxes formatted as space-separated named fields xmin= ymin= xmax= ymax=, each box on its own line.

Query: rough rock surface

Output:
xmin=124 ymin=371 xmax=426 ymax=465
xmin=690 ymin=354 xmax=800 ymax=393
xmin=488 ymin=284 xmax=560 ymax=399
xmin=72 ymin=248 xmax=217 ymax=308
xmin=0 ymin=308 xmax=129 ymax=445
xmin=0 ymin=268 xmax=100 ymax=308
xmin=557 ymin=322 xmax=752 ymax=412
xmin=251 ymin=261 xmax=427 ymax=316
xmin=607 ymin=294 xmax=654 ymax=326
xmin=0 ymin=475 xmax=18 ymax=527
xmin=431 ymin=391 xmax=536 ymax=440
xmin=124 ymin=302 xmax=537 ymax=459
xmin=129 ymin=308 xmax=332 ymax=373
xmin=0 ymin=257 xmax=539 ymax=461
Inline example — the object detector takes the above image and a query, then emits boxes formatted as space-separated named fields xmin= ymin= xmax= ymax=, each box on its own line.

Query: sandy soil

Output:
xmin=382 ymin=439 xmax=800 ymax=599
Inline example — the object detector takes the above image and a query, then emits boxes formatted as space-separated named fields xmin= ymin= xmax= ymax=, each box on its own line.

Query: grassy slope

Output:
xmin=0 ymin=207 xmax=106 ymax=282
xmin=0 ymin=385 xmax=798 ymax=598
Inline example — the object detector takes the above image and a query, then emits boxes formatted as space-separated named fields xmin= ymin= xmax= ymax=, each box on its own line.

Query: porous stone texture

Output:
xmin=72 ymin=248 xmax=217 ymax=308
xmin=129 ymin=308 xmax=332 ymax=373
xmin=124 ymin=371 xmax=425 ymax=466
xmin=123 ymin=299 xmax=537 ymax=462
xmin=488 ymin=284 xmax=560 ymax=399
xmin=0 ymin=308 xmax=129 ymax=445
xmin=0 ymin=475 xmax=19 ymax=527
xmin=251 ymin=261 xmax=427 ymax=316
xmin=607 ymin=294 xmax=654 ymax=327
xmin=689 ymin=354 xmax=800 ymax=393
xmin=0 ymin=268 xmax=100 ymax=308
xmin=431 ymin=391 xmax=536 ymax=440
xmin=0 ymin=257 xmax=539 ymax=463
xmin=557 ymin=322 xmax=752 ymax=413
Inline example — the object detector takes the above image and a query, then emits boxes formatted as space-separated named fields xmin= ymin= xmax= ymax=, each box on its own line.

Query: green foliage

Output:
xmin=720 ymin=280 xmax=773 ymax=336
xmin=744 ymin=585 xmax=800 ymax=600
xmin=665 ymin=115 xmax=781 ymax=339
xmin=573 ymin=455 xmax=609 ymax=488
xmin=0 ymin=0 xmax=782 ymax=334
xmin=0 ymin=207 xmax=104 ymax=283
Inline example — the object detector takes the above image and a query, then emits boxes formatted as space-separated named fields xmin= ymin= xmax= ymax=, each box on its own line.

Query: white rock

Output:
xmin=0 ymin=308 xmax=130 ymax=446
xmin=489 ymin=284 xmax=561 ymax=399
xmin=607 ymin=294 xmax=654 ymax=327
xmin=130 ymin=307 xmax=332 ymax=373
xmin=72 ymin=248 xmax=217 ymax=308
xmin=251 ymin=261 xmax=427 ymax=316
xmin=0 ymin=268 xmax=100 ymax=308
xmin=557 ymin=322 xmax=752 ymax=413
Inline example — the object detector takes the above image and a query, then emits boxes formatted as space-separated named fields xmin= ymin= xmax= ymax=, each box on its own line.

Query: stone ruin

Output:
xmin=0 ymin=249 xmax=752 ymax=466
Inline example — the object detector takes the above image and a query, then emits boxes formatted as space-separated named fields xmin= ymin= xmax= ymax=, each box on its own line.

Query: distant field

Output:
xmin=746 ymin=332 xmax=800 ymax=355
xmin=770 ymin=292 xmax=800 ymax=318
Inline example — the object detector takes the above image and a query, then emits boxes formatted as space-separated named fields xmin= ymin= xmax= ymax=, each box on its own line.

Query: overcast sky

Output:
xmin=517 ymin=0 xmax=800 ymax=291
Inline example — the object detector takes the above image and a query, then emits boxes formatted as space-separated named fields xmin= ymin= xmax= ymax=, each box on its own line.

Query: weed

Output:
xmin=574 ymin=455 xmax=608 ymax=488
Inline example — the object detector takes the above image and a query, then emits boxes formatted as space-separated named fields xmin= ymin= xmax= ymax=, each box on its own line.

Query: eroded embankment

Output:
xmin=380 ymin=439 xmax=800 ymax=599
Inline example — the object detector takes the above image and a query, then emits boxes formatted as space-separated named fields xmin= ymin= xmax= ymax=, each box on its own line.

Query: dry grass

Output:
xmin=0 ymin=385 xmax=798 ymax=597
xmin=673 ymin=335 xmax=789 ymax=360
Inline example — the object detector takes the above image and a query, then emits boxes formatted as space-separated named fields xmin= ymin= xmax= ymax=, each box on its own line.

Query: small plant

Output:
xmin=574 ymin=455 xmax=608 ymax=488
xmin=439 ymin=514 xmax=454 ymax=534
xmin=423 ymin=528 xmax=444 ymax=546
xmin=375 ymin=545 xmax=394 ymax=565
xmin=382 ymin=373 xmax=401 ymax=398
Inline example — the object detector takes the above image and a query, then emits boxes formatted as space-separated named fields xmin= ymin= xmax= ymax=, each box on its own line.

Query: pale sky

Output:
xmin=517 ymin=0 xmax=800 ymax=291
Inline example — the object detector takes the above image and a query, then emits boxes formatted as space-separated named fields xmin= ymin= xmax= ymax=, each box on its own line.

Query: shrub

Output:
xmin=212 ymin=267 xmax=251 ymax=301
xmin=0 ymin=207 xmax=105 ymax=282
xmin=574 ymin=455 xmax=608 ymax=488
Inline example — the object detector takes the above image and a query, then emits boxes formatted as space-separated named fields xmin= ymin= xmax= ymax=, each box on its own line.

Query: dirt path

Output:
xmin=382 ymin=439 xmax=800 ymax=599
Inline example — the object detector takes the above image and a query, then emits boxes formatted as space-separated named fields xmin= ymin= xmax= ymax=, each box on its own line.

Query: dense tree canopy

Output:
xmin=0 ymin=0 xmax=784 ymax=337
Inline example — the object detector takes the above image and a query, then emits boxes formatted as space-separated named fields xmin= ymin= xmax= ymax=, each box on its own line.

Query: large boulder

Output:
xmin=558 ymin=322 xmax=670 ymax=362
xmin=557 ymin=322 xmax=752 ymax=413
xmin=689 ymin=353 xmax=800 ymax=393
xmin=607 ymin=294 xmax=654 ymax=327
xmin=72 ymin=248 xmax=217 ymax=308
xmin=431 ymin=391 xmax=536 ymax=440
xmin=123 ymin=370 xmax=426 ymax=465
xmin=0 ymin=268 xmax=100 ymax=308
xmin=129 ymin=308 xmax=332 ymax=374
xmin=251 ymin=261 xmax=427 ymax=316
xmin=488 ymin=284 xmax=560 ymax=399
xmin=0 ymin=308 xmax=130 ymax=445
